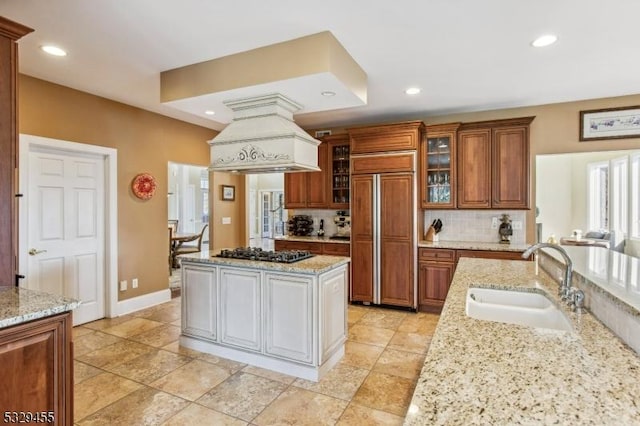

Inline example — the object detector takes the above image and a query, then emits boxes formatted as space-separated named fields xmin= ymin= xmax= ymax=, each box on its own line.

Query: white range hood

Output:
xmin=208 ymin=94 xmax=320 ymax=174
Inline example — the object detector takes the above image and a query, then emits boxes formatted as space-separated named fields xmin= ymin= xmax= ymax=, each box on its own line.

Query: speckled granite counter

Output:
xmin=404 ymin=257 xmax=640 ymax=425
xmin=274 ymin=235 xmax=350 ymax=244
xmin=0 ymin=287 xmax=80 ymax=328
xmin=179 ymin=250 xmax=350 ymax=275
xmin=418 ymin=240 xmax=530 ymax=252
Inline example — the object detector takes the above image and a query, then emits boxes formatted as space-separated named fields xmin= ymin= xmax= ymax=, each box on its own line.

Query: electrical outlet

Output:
xmin=132 ymin=278 xmax=138 ymax=289
xmin=512 ymin=221 xmax=523 ymax=230
xmin=119 ymin=280 xmax=127 ymax=291
xmin=491 ymin=217 xmax=499 ymax=229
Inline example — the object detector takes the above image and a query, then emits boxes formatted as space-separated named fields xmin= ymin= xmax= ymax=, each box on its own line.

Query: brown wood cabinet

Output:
xmin=456 ymin=117 xmax=534 ymax=209
xmin=418 ymin=248 xmax=455 ymax=312
xmin=350 ymin=174 xmax=375 ymax=303
xmin=348 ymin=121 xmax=423 ymax=154
xmin=326 ymin=135 xmax=350 ymax=209
xmin=418 ymin=247 xmax=531 ymax=312
xmin=420 ymin=123 xmax=460 ymax=209
xmin=0 ymin=18 xmax=33 ymax=287
xmin=0 ymin=312 xmax=73 ymax=425
xmin=284 ymin=141 xmax=328 ymax=209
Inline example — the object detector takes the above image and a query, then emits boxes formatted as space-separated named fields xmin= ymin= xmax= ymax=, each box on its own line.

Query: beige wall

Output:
xmin=18 ymin=75 xmax=245 ymax=301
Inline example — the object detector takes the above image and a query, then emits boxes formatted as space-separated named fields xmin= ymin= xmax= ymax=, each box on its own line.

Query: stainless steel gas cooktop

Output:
xmin=215 ymin=247 xmax=314 ymax=263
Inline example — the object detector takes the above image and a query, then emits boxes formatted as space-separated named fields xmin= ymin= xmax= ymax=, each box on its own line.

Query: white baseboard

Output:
xmin=116 ymin=289 xmax=171 ymax=316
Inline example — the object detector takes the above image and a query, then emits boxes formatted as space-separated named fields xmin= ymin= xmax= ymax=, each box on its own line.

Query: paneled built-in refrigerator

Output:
xmin=350 ymin=152 xmax=417 ymax=308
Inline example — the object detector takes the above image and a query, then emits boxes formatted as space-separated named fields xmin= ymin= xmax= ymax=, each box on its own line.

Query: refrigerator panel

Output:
xmin=350 ymin=174 xmax=375 ymax=302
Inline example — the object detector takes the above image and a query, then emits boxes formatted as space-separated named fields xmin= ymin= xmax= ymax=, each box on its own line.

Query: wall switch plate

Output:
xmin=513 ymin=221 xmax=523 ymax=230
xmin=491 ymin=217 xmax=499 ymax=229
xmin=222 ymin=217 xmax=231 ymax=224
xmin=119 ymin=280 xmax=127 ymax=291
xmin=132 ymin=278 xmax=138 ymax=289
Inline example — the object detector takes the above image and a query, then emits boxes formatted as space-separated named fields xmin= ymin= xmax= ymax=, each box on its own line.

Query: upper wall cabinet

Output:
xmin=326 ymin=134 xmax=351 ymax=209
xmin=284 ymin=141 xmax=328 ymax=209
xmin=420 ymin=123 xmax=460 ymax=209
xmin=457 ymin=117 xmax=534 ymax=209
xmin=348 ymin=121 xmax=423 ymax=154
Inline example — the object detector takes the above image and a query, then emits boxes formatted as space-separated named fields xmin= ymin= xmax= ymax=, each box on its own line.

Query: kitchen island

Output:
xmin=178 ymin=251 xmax=350 ymax=381
xmin=0 ymin=287 xmax=79 ymax=424
xmin=405 ymin=257 xmax=640 ymax=425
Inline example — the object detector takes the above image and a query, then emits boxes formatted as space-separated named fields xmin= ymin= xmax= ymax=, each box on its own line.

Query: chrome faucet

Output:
xmin=522 ymin=243 xmax=573 ymax=300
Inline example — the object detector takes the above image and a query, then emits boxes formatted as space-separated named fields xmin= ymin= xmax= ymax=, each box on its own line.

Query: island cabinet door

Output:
xmin=182 ymin=264 xmax=217 ymax=341
xmin=319 ymin=266 xmax=348 ymax=364
xmin=264 ymin=272 xmax=314 ymax=364
xmin=220 ymin=268 xmax=262 ymax=351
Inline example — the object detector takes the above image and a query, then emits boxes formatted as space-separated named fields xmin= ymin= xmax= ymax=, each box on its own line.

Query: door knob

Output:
xmin=28 ymin=248 xmax=47 ymax=256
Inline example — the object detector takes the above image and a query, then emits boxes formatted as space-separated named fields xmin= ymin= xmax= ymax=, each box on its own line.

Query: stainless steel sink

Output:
xmin=465 ymin=287 xmax=573 ymax=332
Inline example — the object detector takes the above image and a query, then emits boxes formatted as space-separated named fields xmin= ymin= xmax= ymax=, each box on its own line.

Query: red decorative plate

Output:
xmin=132 ymin=173 xmax=157 ymax=200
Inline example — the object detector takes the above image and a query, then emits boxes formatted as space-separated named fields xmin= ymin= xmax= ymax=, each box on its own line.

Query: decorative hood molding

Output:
xmin=208 ymin=93 xmax=320 ymax=173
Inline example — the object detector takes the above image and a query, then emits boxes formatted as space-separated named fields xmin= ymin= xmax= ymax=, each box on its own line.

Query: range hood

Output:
xmin=208 ymin=94 xmax=320 ymax=174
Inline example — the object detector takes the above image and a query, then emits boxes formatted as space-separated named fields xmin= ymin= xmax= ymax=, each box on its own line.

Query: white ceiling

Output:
xmin=2 ymin=0 xmax=640 ymax=131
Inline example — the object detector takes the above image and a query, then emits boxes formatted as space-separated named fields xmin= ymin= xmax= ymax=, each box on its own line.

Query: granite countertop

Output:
xmin=418 ymin=240 xmax=531 ymax=252
xmin=404 ymin=257 xmax=640 ymax=425
xmin=179 ymin=250 xmax=350 ymax=275
xmin=0 ymin=287 xmax=80 ymax=329
xmin=274 ymin=235 xmax=350 ymax=244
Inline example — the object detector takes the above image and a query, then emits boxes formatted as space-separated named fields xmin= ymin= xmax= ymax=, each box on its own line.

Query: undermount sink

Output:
xmin=465 ymin=287 xmax=573 ymax=332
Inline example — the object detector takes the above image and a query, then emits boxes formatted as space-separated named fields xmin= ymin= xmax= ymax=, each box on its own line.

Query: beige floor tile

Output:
xmin=358 ymin=309 xmax=408 ymax=330
xmin=293 ymin=363 xmax=369 ymax=400
xmin=145 ymin=305 xmax=181 ymax=323
xmin=347 ymin=309 xmax=367 ymax=325
xmin=74 ymin=372 xmax=142 ymax=421
xmin=82 ymin=315 xmax=134 ymax=331
xmin=387 ymin=331 xmax=432 ymax=354
xmin=197 ymin=371 xmax=287 ymax=421
xmin=348 ymin=324 xmax=395 ymax=347
xmin=161 ymin=340 xmax=203 ymax=357
xmin=196 ymin=352 xmax=247 ymax=374
xmin=73 ymin=326 xmax=94 ymax=339
xmin=74 ymin=361 xmax=102 ymax=385
xmin=162 ymin=403 xmax=247 ymax=425
xmin=253 ymin=386 xmax=348 ymax=426
xmin=372 ymin=348 xmax=425 ymax=380
xmin=77 ymin=340 xmax=157 ymax=369
xmin=151 ymin=360 xmax=231 ymax=401
xmin=78 ymin=387 xmax=189 ymax=425
xmin=106 ymin=349 xmax=191 ymax=384
xmin=352 ymin=372 xmax=415 ymax=417
xmin=170 ymin=319 xmax=182 ymax=327
xmin=337 ymin=402 xmax=404 ymax=425
xmin=241 ymin=365 xmax=296 ymax=384
xmin=101 ymin=317 xmax=164 ymax=338
xmin=74 ymin=331 xmax=122 ymax=357
xmin=397 ymin=313 xmax=440 ymax=335
xmin=340 ymin=341 xmax=384 ymax=370
xmin=128 ymin=324 xmax=181 ymax=348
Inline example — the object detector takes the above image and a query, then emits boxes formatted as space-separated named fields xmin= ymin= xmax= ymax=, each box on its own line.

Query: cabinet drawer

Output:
xmin=419 ymin=248 xmax=455 ymax=262
xmin=275 ymin=240 xmax=323 ymax=255
xmin=322 ymin=243 xmax=350 ymax=256
xmin=456 ymin=250 xmax=528 ymax=262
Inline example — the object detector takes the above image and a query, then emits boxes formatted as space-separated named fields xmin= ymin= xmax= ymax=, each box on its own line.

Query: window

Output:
xmin=631 ymin=153 xmax=640 ymax=239
xmin=610 ymin=156 xmax=628 ymax=234
xmin=587 ymin=161 xmax=608 ymax=231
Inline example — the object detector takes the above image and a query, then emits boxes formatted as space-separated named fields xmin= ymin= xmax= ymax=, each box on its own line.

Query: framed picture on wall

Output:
xmin=580 ymin=105 xmax=640 ymax=141
xmin=221 ymin=185 xmax=235 ymax=201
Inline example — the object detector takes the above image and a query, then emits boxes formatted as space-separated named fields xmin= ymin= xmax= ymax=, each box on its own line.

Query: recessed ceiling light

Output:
xmin=405 ymin=87 xmax=421 ymax=95
xmin=321 ymin=91 xmax=336 ymax=97
xmin=40 ymin=45 xmax=67 ymax=56
xmin=531 ymin=34 xmax=558 ymax=48
xmin=205 ymin=110 xmax=215 ymax=116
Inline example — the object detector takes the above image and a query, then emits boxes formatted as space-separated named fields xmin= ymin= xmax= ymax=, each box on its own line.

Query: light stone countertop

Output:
xmin=0 ymin=287 xmax=80 ymax=329
xmin=404 ymin=257 xmax=640 ymax=425
xmin=274 ymin=235 xmax=350 ymax=244
xmin=179 ymin=250 xmax=350 ymax=275
xmin=418 ymin=240 xmax=531 ymax=252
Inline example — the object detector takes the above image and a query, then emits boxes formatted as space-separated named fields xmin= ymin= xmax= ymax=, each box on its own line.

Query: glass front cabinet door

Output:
xmin=421 ymin=123 xmax=460 ymax=209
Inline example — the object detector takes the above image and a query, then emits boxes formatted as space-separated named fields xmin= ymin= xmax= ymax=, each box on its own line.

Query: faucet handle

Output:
xmin=558 ymin=279 xmax=564 ymax=296
xmin=572 ymin=289 xmax=585 ymax=313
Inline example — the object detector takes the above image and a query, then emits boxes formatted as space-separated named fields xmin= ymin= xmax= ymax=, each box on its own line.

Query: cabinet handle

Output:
xmin=28 ymin=248 xmax=47 ymax=256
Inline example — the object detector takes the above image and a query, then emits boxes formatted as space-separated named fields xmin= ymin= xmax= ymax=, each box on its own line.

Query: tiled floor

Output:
xmin=73 ymin=299 xmax=439 ymax=425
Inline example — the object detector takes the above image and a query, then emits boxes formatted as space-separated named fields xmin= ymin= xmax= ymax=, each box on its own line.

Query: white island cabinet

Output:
xmin=179 ymin=251 xmax=350 ymax=382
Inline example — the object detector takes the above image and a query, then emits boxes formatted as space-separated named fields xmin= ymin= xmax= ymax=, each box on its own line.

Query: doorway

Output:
xmin=19 ymin=135 xmax=118 ymax=325
xmin=248 ymin=173 xmax=285 ymax=250
xmin=168 ymin=162 xmax=209 ymax=244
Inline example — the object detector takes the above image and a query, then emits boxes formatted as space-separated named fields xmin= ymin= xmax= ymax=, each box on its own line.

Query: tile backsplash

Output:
xmin=423 ymin=210 xmax=526 ymax=244
xmin=287 ymin=209 xmax=348 ymax=237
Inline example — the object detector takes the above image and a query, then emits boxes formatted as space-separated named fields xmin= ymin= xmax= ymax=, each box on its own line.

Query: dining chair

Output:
xmin=173 ymin=224 xmax=209 ymax=265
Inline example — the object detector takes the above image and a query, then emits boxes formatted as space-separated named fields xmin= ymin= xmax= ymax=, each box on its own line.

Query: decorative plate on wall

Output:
xmin=132 ymin=173 xmax=157 ymax=200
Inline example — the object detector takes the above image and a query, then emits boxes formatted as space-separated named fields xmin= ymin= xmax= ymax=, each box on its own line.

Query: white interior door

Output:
xmin=27 ymin=149 xmax=105 ymax=325
xmin=185 ymin=184 xmax=196 ymax=233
